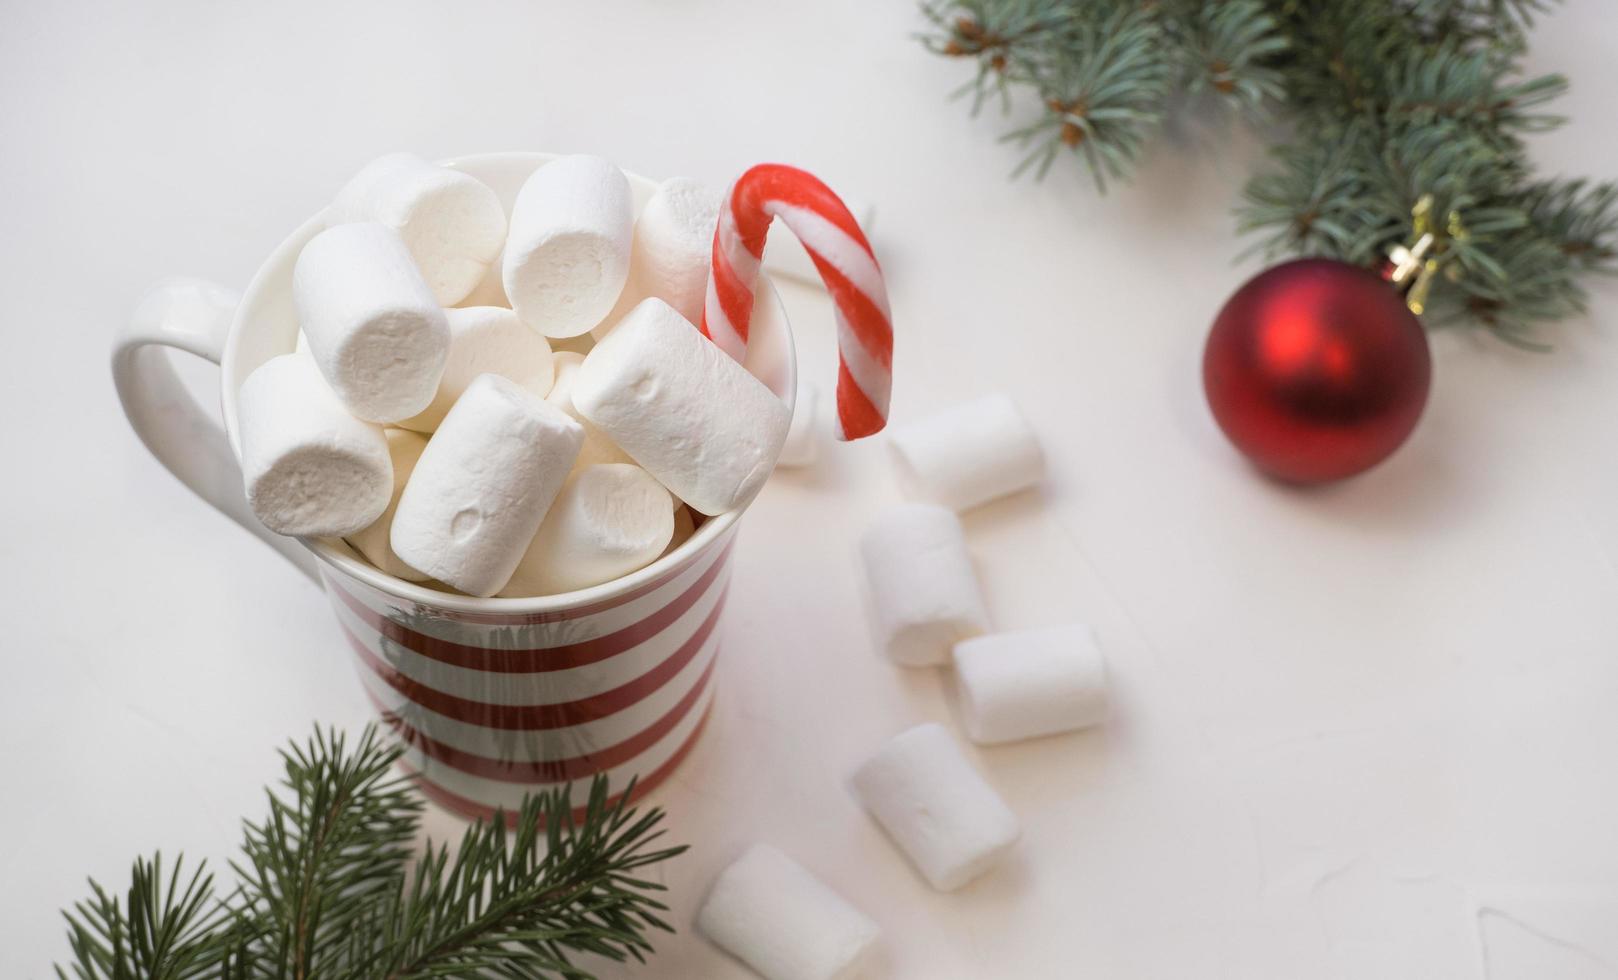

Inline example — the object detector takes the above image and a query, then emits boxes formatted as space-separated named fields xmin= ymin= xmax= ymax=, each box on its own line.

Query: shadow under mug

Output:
xmin=112 ymin=152 xmax=798 ymax=821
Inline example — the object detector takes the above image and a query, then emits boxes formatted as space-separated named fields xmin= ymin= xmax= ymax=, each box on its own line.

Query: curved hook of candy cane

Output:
xmin=701 ymin=164 xmax=893 ymax=441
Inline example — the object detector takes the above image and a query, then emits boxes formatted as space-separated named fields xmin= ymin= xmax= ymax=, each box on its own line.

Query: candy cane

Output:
xmin=703 ymin=164 xmax=893 ymax=441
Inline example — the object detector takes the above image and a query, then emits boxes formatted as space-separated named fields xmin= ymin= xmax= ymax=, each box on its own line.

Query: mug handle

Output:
xmin=112 ymin=277 xmax=320 ymax=583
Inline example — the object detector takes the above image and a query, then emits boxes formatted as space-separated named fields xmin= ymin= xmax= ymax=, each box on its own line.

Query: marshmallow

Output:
xmin=888 ymin=394 xmax=1045 ymax=512
xmin=952 ymin=625 xmax=1110 ymax=745
xmin=697 ymin=844 xmax=881 ymax=980
xmin=663 ymin=505 xmax=697 ymax=557
xmin=598 ymin=177 xmax=719 ymax=335
xmin=503 ymin=155 xmax=633 ymax=338
xmin=455 ymin=250 xmax=510 ymax=309
xmin=859 ymin=504 xmax=989 ymax=666
xmin=293 ymin=222 xmax=450 ymax=423
xmin=331 ymin=153 xmax=507 ymax=306
xmin=396 ymin=306 xmax=554 ymax=433
xmin=499 ymin=464 xmax=674 ymax=597
xmin=545 ymin=351 xmax=633 ymax=470
xmin=390 ymin=375 xmax=583 ymax=596
xmin=777 ymin=381 xmax=819 ymax=468
xmin=345 ymin=429 xmax=430 ymax=581
xmin=850 ymin=723 xmax=1020 ymax=892
xmin=573 ymin=299 xmax=790 ymax=516
xmin=237 ymin=353 xmax=392 ymax=538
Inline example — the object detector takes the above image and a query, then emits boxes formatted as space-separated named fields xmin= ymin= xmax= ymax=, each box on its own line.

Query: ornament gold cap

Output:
xmin=1386 ymin=194 xmax=1468 ymax=316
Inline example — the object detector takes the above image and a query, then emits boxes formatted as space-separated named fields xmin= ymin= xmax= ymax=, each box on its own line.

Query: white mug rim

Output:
xmin=217 ymin=151 xmax=795 ymax=614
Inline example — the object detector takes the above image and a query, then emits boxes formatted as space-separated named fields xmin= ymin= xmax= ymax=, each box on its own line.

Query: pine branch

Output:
xmin=1402 ymin=0 xmax=1550 ymax=47
xmin=1383 ymin=41 xmax=1566 ymax=140
xmin=924 ymin=1 xmax=1177 ymax=186
xmin=1237 ymin=122 xmax=1371 ymax=259
xmin=1163 ymin=0 xmax=1288 ymax=110
xmin=55 ymin=726 xmax=689 ymax=980
xmin=921 ymin=0 xmax=1615 ymax=336
xmin=352 ymin=777 xmax=686 ymax=980
xmin=1522 ymin=178 xmax=1618 ymax=269
xmin=57 ymin=854 xmax=234 ymax=980
xmin=1006 ymin=5 xmax=1172 ymax=186
xmin=232 ymin=726 xmax=422 ymax=979
xmin=919 ymin=0 xmax=1078 ymax=112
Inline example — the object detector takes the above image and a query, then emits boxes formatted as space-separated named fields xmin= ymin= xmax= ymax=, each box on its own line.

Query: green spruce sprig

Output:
xmin=921 ymin=0 xmax=1617 ymax=338
xmin=59 ymin=854 xmax=237 ymax=980
xmin=55 ymin=726 xmax=687 ymax=980
xmin=232 ymin=726 xmax=423 ymax=978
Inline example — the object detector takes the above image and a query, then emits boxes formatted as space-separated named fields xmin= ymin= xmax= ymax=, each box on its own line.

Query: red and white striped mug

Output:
xmin=112 ymin=152 xmax=797 ymax=820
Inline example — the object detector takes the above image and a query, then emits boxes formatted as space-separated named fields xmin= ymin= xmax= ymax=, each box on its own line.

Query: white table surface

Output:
xmin=5 ymin=2 xmax=1618 ymax=977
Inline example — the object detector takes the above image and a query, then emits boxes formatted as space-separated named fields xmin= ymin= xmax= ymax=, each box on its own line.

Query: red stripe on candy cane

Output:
xmin=707 ymin=233 xmax=756 ymax=360
xmin=744 ymin=167 xmax=874 ymax=254
xmin=701 ymin=163 xmax=893 ymax=440
xmin=835 ymin=360 xmax=886 ymax=443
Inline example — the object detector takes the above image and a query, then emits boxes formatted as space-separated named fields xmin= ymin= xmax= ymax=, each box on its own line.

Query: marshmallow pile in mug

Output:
xmin=236 ymin=153 xmax=793 ymax=598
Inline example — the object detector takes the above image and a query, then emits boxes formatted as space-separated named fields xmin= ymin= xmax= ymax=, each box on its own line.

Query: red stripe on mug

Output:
xmin=329 ymin=541 xmax=732 ymax=674
xmin=368 ymin=654 xmax=717 ymax=784
xmin=402 ymin=703 xmax=714 ymax=827
xmin=342 ymin=589 xmax=727 ymax=730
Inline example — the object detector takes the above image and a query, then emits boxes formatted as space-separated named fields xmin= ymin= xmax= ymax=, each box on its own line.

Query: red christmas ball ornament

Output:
xmin=1202 ymin=257 xmax=1432 ymax=484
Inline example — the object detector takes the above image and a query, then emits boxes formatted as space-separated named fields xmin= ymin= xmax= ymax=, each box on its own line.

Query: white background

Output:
xmin=4 ymin=2 xmax=1618 ymax=977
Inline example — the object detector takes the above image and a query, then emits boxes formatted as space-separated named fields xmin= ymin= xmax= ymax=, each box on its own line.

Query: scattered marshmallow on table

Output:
xmin=859 ymin=503 xmax=989 ymax=666
xmin=600 ymin=176 xmax=720 ymax=333
xmin=697 ymin=843 xmax=881 ymax=980
xmin=331 ymin=152 xmax=508 ymax=306
xmin=345 ymin=429 xmax=430 ymax=581
xmin=237 ymin=353 xmax=392 ymax=538
xmin=851 ymin=723 xmax=1020 ymax=892
xmin=573 ymin=298 xmax=790 ymax=516
xmin=396 ymin=306 xmax=554 ymax=433
xmin=390 ymin=374 xmax=583 ymax=596
xmin=888 ymin=394 xmax=1045 ymax=512
xmin=499 ymin=463 xmax=674 ymax=597
xmin=293 ymin=222 xmax=449 ymax=423
xmin=776 ymin=381 xmax=819 ymax=468
xmin=952 ymin=624 xmax=1110 ymax=745
xmin=545 ymin=351 xmax=633 ymax=470
xmin=503 ymin=154 xmax=634 ymax=339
